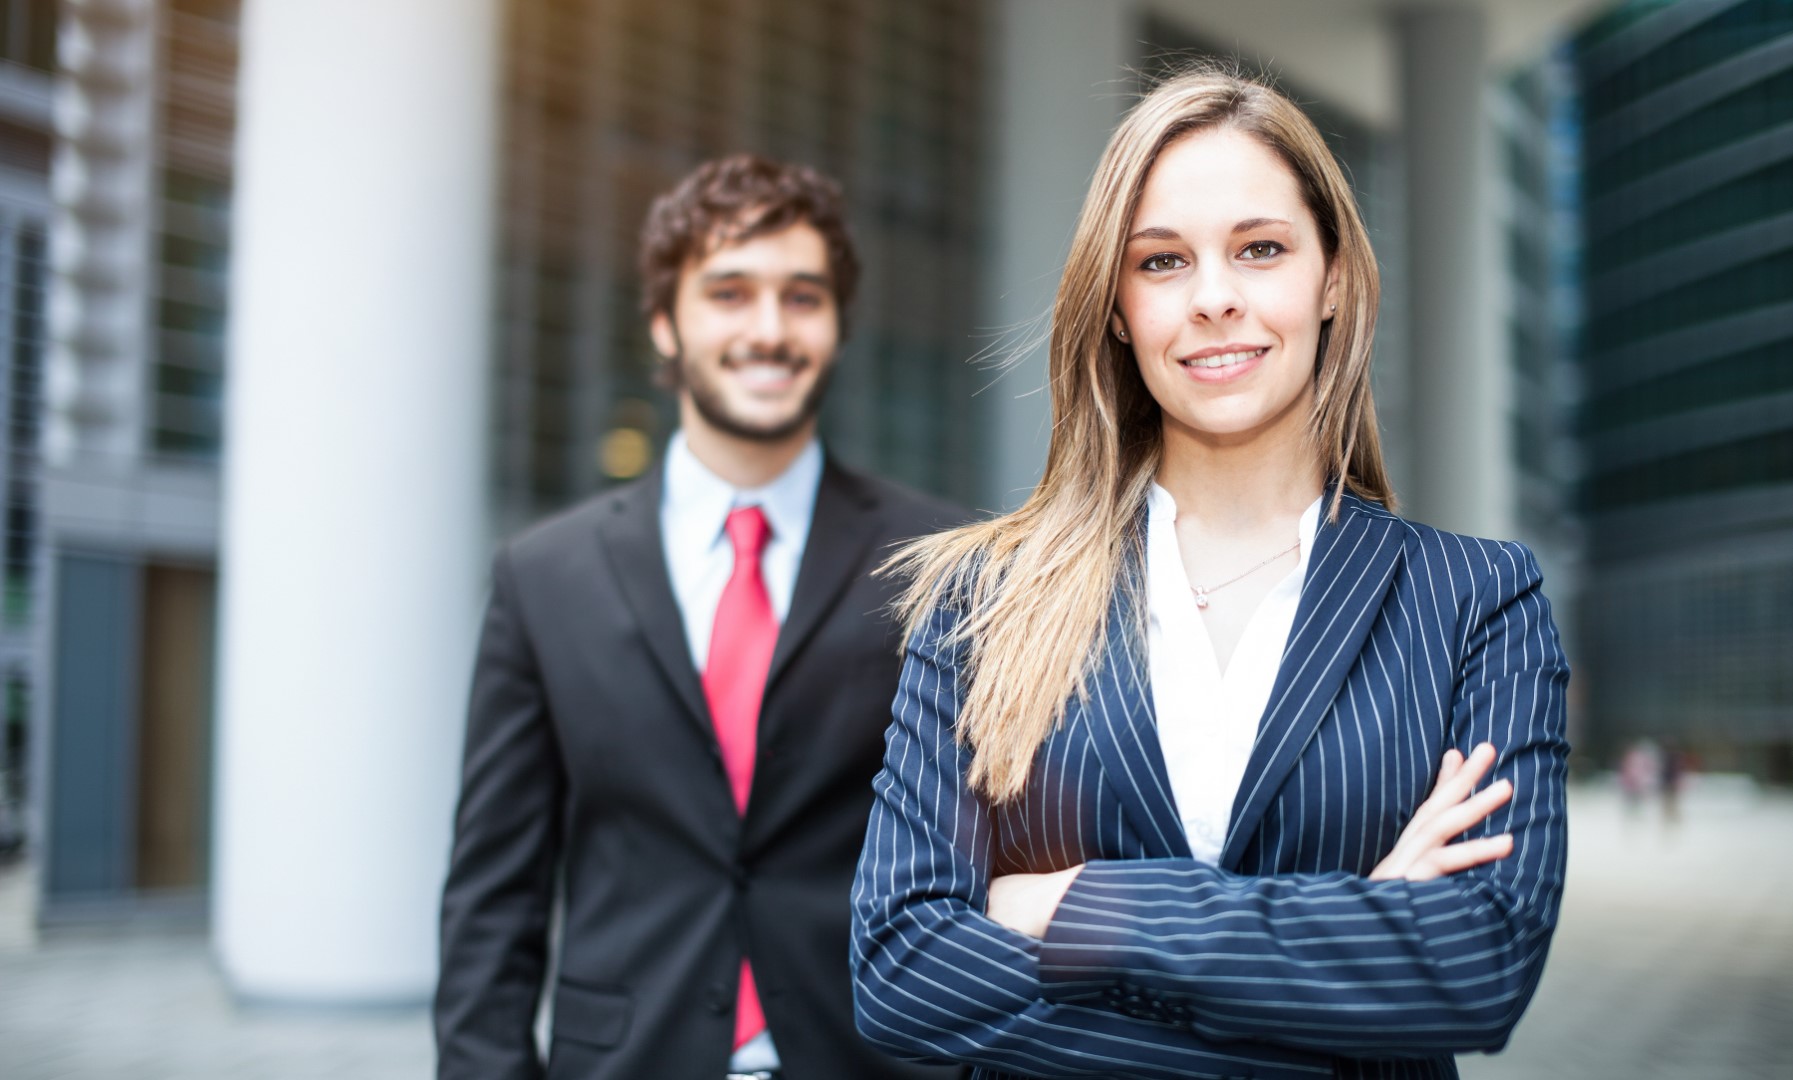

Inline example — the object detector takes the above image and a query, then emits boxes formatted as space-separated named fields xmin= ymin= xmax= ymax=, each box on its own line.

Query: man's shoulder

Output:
xmin=826 ymin=459 xmax=973 ymax=541
xmin=500 ymin=474 xmax=655 ymax=571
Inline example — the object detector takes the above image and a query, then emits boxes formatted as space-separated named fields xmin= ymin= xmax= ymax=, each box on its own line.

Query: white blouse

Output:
xmin=1144 ymin=484 xmax=1321 ymax=864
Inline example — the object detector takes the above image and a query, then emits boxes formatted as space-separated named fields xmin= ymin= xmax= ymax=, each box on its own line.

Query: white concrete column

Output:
xmin=214 ymin=0 xmax=500 ymax=1003
xmin=1398 ymin=7 xmax=1512 ymax=538
xmin=982 ymin=0 xmax=1133 ymax=510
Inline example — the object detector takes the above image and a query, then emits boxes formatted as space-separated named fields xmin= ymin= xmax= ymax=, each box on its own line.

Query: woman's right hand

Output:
xmin=1370 ymin=742 xmax=1514 ymax=881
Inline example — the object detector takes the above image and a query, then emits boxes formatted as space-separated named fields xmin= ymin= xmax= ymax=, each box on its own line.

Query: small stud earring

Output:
xmin=1117 ymin=329 xmax=1128 ymax=340
xmin=1328 ymin=303 xmax=1336 ymax=313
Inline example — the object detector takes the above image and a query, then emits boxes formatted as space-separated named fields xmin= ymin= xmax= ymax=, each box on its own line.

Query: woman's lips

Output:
xmin=1178 ymin=346 xmax=1267 ymax=382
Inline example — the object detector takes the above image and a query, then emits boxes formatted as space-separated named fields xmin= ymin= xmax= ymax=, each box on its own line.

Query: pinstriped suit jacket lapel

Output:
xmin=1220 ymin=496 xmax=1404 ymax=870
xmin=1075 ymin=579 xmax=1193 ymax=860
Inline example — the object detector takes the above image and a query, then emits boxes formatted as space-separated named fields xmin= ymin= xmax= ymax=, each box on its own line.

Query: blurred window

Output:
xmin=1589 ymin=427 xmax=1793 ymax=509
xmin=4 ymin=222 xmax=42 ymax=629
xmin=151 ymin=1 xmax=238 ymax=462
xmin=1596 ymin=160 xmax=1793 ymax=264
xmin=1587 ymin=68 xmax=1793 ymax=197
xmin=1584 ymin=341 xmax=1793 ymax=433
xmin=1582 ymin=0 xmax=1793 ymax=122
xmin=1588 ymin=248 xmax=1793 ymax=349
xmin=0 ymin=0 xmax=56 ymax=72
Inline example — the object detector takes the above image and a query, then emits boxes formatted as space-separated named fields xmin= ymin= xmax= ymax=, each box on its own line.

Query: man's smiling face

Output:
xmin=650 ymin=221 xmax=840 ymax=445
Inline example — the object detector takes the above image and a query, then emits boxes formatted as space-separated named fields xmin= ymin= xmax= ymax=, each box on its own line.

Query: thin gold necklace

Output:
xmin=1189 ymin=539 xmax=1300 ymax=609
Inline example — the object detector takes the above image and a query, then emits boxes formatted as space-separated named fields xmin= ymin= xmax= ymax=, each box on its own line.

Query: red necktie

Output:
xmin=702 ymin=505 xmax=775 ymax=1050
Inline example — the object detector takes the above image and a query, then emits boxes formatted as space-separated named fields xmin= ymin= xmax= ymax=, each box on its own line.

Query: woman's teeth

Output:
xmin=1183 ymin=347 xmax=1267 ymax=369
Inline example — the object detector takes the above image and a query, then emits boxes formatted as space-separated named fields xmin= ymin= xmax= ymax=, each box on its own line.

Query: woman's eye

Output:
xmin=1141 ymin=253 xmax=1186 ymax=272
xmin=1241 ymin=242 xmax=1283 ymax=260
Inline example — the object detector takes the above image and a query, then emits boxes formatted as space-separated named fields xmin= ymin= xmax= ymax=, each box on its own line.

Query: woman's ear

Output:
xmin=1322 ymin=269 xmax=1341 ymax=321
xmin=1109 ymin=312 xmax=1130 ymax=342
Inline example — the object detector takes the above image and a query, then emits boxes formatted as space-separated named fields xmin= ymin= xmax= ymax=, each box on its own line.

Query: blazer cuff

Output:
xmin=1037 ymin=861 xmax=1190 ymax=1021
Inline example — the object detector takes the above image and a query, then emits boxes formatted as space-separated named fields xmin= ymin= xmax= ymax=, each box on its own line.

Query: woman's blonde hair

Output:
xmin=888 ymin=66 xmax=1393 ymax=803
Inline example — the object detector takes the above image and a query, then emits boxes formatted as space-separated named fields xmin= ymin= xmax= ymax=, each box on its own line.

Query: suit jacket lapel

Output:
xmin=765 ymin=457 xmax=881 ymax=696
xmin=1078 ymin=568 xmax=1193 ymax=860
xmin=1219 ymin=494 xmax=1403 ymax=870
xmin=593 ymin=468 xmax=714 ymax=738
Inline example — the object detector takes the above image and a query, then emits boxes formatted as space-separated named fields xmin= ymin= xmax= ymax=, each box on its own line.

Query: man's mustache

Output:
xmin=720 ymin=347 xmax=805 ymax=369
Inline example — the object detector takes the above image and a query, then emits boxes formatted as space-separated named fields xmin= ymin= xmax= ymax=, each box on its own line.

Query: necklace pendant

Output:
xmin=1192 ymin=587 xmax=1210 ymax=609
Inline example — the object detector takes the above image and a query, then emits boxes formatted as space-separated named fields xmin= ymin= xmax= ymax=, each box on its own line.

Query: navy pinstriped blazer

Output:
xmin=851 ymin=492 xmax=1570 ymax=1080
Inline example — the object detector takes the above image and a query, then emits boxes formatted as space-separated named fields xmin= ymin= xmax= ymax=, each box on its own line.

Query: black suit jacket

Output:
xmin=435 ymin=454 xmax=964 ymax=1080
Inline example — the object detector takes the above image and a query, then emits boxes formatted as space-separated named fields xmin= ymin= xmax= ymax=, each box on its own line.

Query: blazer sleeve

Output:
xmin=1035 ymin=541 xmax=1571 ymax=1059
xmin=851 ymin=603 xmax=1337 ymax=1080
xmin=434 ymin=547 xmax=567 ymax=1080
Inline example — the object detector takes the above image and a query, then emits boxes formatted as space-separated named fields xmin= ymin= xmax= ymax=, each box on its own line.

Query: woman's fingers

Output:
xmin=1371 ymin=744 xmax=1513 ymax=882
xmin=1423 ymin=777 xmax=1514 ymax=843
xmin=1447 ymin=743 xmax=1498 ymax=797
xmin=1421 ymin=833 xmax=1514 ymax=879
xmin=1436 ymin=747 xmax=1464 ymax=784
xmin=1409 ymin=744 xmax=1491 ymax=833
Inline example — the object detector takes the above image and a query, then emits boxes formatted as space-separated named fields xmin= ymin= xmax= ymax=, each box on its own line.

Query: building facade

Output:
xmin=1573 ymin=0 xmax=1793 ymax=778
xmin=36 ymin=0 xmax=231 ymax=916
xmin=0 ymin=0 xmax=54 ymax=859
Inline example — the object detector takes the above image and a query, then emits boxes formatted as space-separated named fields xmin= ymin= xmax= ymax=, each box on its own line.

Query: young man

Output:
xmin=434 ymin=155 xmax=961 ymax=1080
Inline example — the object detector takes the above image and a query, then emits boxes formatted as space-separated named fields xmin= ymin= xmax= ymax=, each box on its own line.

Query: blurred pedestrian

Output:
xmin=852 ymin=67 xmax=1570 ymax=1078
xmin=435 ymin=155 xmax=961 ymax=1080
xmin=1660 ymin=740 xmax=1691 ymax=826
xmin=1618 ymin=737 xmax=1660 ymax=817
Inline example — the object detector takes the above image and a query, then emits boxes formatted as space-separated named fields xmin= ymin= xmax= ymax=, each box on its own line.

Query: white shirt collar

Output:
xmin=662 ymin=431 xmax=823 ymax=566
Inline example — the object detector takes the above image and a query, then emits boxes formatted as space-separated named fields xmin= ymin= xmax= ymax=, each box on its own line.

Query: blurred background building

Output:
xmin=30 ymin=0 xmax=230 ymax=916
xmin=1571 ymin=0 xmax=1793 ymax=781
xmin=0 ymin=0 xmax=53 ymax=870
xmin=1 ymin=0 xmax=1786 ymax=1008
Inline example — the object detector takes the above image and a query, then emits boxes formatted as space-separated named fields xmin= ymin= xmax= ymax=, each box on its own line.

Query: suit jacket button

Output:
xmin=705 ymin=981 xmax=731 ymax=1015
xmin=731 ymin=865 xmax=751 ymax=891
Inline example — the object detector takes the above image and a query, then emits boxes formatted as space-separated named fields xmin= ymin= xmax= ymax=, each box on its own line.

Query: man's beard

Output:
xmin=676 ymin=348 xmax=835 ymax=443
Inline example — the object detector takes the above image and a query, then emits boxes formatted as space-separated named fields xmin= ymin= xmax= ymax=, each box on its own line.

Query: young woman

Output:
xmin=851 ymin=69 xmax=1569 ymax=1080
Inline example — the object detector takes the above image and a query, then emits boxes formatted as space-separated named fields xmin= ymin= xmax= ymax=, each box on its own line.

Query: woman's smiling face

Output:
xmin=1113 ymin=126 xmax=1338 ymax=450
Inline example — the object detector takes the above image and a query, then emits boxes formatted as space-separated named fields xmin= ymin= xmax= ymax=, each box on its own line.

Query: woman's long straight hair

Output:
xmin=887 ymin=67 xmax=1393 ymax=804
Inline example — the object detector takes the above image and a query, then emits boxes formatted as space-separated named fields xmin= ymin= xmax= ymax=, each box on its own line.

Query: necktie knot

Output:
xmin=724 ymin=505 xmax=771 ymax=560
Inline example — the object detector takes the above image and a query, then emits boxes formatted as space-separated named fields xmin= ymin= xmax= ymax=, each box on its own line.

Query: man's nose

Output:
xmin=747 ymin=293 xmax=787 ymax=348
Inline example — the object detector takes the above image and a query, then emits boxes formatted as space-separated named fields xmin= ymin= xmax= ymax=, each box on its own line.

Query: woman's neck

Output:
xmin=1155 ymin=416 xmax=1324 ymax=534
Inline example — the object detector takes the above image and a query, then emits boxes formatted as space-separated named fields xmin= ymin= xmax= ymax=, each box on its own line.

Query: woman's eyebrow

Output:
xmin=1126 ymin=218 xmax=1293 ymax=244
xmin=1232 ymin=217 xmax=1292 ymax=233
xmin=1126 ymin=225 xmax=1181 ymax=243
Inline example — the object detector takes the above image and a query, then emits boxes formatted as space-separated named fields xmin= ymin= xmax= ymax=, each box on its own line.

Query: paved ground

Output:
xmin=1 ymin=781 xmax=1789 ymax=1079
xmin=1459 ymin=777 xmax=1793 ymax=1080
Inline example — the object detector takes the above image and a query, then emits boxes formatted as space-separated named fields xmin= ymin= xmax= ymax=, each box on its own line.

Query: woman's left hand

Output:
xmin=987 ymin=864 xmax=1086 ymax=938
xmin=1370 ymin=743 xmax=1514 ymax=882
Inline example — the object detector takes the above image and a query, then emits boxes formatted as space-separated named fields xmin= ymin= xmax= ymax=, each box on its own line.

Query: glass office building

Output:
xmin=1574 ymin=0 xmax=1793 ymax=777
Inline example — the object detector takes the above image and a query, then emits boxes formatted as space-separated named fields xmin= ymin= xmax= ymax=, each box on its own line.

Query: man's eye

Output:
xmin=786 ymin=292 xmax=824 ymax=309
xmin=708 ymin=288 xmax=746 ymax=304
xmin=1141 ymin=253 xmax=1185 ymax=272
xmin=1241 ymin=242 xmax=1283 ymax=260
